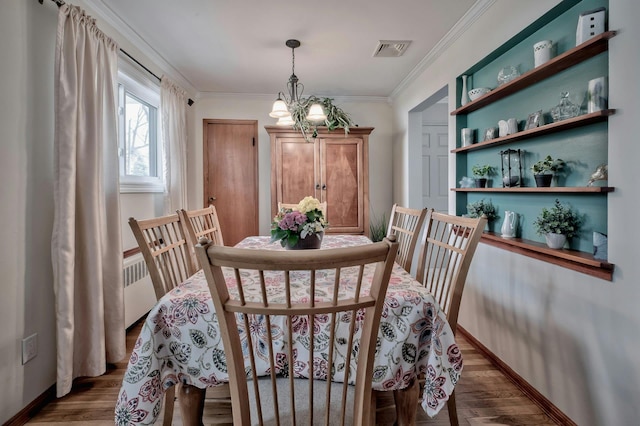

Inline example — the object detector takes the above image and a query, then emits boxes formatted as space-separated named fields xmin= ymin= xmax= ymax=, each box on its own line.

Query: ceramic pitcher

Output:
xmin=501 ymin=210 xmax=517 ymax=238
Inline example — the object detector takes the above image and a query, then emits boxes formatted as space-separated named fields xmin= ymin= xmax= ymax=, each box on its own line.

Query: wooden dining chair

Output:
xmin=129 ymin=214 xmax=196 ymax=300
xmin=178 ymin=205 xmax=225 ymax=269
xmin=386 ymin=204 xmax=428 ymax=273
xmin=195 ymin=236 xmax=399 ymax=426
xmin=414 ymin=212 xmax=487 ymax=426
xmin=129 ymin=213 xmax=197 ymax=425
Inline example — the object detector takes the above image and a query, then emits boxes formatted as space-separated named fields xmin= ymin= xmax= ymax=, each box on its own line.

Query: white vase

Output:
xmin=545 ymin=233 xmax=566 ymax=249
xmin=460 ymin=75 xmax=470 ymax=106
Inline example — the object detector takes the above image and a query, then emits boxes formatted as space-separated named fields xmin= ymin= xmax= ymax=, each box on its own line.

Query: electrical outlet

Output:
xmin=22 ymin=333 xmax=37 ymax=365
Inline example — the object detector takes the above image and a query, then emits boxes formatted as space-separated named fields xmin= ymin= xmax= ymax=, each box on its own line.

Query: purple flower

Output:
xmin=278 ymin=211 xmax=307 ymax=231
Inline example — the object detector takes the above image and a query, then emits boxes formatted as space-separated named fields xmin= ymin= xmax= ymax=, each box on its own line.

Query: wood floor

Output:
xmin=25 ymin=319 xmax=558 ymax=426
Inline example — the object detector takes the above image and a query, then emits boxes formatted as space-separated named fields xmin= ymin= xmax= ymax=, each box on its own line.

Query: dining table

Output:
xmin=115 ymin=234 xmax=463 ymax=425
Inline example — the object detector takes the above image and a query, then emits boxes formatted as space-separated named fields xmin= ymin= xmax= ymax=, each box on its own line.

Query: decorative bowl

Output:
xmin=497 ymin=66 xmax=520 ymax=86
xmin=468 ymin=87 xmax=491 ymax=101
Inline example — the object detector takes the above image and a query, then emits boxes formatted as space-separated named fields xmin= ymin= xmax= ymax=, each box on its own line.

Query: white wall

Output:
xmin=392 ymin=0 xmax=640 ymax=424
xmin=191 ymin=95 xmax=394 ymax=234
xmin=0 ymin=1 xmax=57 ymax=421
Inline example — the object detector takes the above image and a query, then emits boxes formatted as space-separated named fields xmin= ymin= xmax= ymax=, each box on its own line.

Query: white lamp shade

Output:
xmin=276 ymin=115 xmax=294 ymax=126
xmin=269 ymin=99 xmax=289 ymax=118
xmin=306 ymin=103 xmax=327 ymax=122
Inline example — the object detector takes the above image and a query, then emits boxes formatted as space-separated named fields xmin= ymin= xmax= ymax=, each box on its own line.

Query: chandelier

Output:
xmin=269 ymin=39 xmax=327 ymax=125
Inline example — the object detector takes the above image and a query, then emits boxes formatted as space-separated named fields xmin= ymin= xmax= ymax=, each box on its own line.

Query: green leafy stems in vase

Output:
xmin=270 ymin=196 xmax=329 ymax=249
xmin=466 ymin=198 xmax=497 ymax=223
xmin=533 ymin=199 xmax=581 ymax=248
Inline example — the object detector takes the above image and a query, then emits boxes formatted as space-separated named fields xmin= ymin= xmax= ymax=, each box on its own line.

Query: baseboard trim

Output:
xmin=3 ymin=384 xmax=56 ymax=426
xmin=458 ymin=326 xmax=577 ymax=426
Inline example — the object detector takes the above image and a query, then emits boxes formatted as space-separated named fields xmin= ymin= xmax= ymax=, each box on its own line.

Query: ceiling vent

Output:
xmin=373 ymin=40 xmax=412 ymax=57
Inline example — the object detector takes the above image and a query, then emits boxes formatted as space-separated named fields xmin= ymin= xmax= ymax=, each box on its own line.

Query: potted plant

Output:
xmin=270 ymin=196 xmax=329 ymax=249
xmin=533 ymin=199 xmax=581 ymax=249
xmin=369 ymin=211 xmax=388 ymax=242
xmin=289 ymin=96 xmax=354 ymax=142
xmin=471 ymin=164 xmax=495 ymax=188
xmin=466 ymin=198 xmax=497 ymax=231
xmin=530 ymin=155 xmax=565 ymax=187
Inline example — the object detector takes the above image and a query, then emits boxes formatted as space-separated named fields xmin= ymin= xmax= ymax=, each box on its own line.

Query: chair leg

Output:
xmin=447 ymin=390 xmax=459 ymax=426
xmin=178 ymin=384 xmax=206 ymax=426
xmin=162 ymin=385 xmax=176 ymax=426
xmin=370 ymin=389 xmax=377 ymax=426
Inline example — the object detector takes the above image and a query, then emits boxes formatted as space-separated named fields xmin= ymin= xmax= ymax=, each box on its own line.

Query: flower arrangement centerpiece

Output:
xmin=270 ymin=196 xmax=328 ymax=249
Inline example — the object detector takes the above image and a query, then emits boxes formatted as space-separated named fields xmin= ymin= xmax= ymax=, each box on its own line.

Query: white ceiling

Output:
xmin=88 ymin=0 xmax=478 ymax=98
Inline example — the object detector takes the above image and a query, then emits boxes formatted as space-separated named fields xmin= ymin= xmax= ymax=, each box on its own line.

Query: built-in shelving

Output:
xmin=451 ymin=109 xmax=616 ymax=153
xmin=453 ymin=187 xmax=614 ymax=193
xmin=481 ymin=232 xmax=614 ymax=281
xmin=452 ymin=27 xmax=616 ymax=279
xmin=451 ymin=31 xmax=617 ymax=116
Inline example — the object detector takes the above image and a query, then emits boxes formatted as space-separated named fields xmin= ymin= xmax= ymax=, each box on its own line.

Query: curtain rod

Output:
xmin=39 ymin=0 xmax=194 ymax=106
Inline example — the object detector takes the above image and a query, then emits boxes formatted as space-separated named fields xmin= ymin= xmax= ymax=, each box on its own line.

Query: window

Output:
xmin=117 ymin=56 xmax=163 ymax=193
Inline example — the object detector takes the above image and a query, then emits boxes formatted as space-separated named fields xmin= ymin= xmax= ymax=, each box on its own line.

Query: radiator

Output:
xmin=123 ymin=254 xmax=156 ymax=327
xmin=123 ymin=255 xmax=149 ymax=287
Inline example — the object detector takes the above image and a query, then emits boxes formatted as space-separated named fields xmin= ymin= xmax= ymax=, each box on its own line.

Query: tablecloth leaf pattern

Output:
xmin=115 ymin=235 xmax=462 ymax=425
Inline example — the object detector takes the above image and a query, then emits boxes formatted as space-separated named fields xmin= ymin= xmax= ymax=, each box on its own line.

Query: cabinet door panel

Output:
xmin=278 ymin=138 xmax=318 ymax=205
xmin=321 ymin=138 xmax=363 ymax=233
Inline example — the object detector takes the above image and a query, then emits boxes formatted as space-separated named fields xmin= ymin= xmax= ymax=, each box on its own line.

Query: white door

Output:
xmin=422 ymin=124 xmax=449 ymax=213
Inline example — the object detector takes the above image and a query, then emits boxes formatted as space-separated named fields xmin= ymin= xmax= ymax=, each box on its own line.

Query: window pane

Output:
xmin=124 ymin=92 xmax=157 ymax=177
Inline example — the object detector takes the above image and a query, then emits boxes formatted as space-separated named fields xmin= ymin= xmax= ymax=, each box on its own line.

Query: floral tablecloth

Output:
xmin=115 ymin=235 xmax=462 ymax=424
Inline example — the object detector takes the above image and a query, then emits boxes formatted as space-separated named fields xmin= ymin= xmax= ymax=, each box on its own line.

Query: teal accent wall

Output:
xmin=456 ymin=0 xmax=610 ymax=252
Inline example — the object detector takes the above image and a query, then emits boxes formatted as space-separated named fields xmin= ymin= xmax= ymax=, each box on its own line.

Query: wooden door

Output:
xmin=203 ymin=119 xmax=258 ymax=246
xmin=275 ymin=137 xmax=318 ymax=210
xmin=422 ymin=124 xmax=449 ymax=213
xmin=320 ymin=138 xmax=364 ymax=234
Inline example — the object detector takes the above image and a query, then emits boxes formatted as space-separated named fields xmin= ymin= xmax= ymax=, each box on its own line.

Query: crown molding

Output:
xmin=390 ymin=0 xmax=496 ymax=99
xmin=83 ymin=0 xmax=197 ymax=95
xmin=196 ymin=92 xmax=390 ymax=104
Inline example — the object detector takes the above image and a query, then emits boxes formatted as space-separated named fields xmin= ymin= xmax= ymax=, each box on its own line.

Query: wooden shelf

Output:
xmin=480 ymin=232 xmax=614 ymax=281
xmin=453 ymin=186 xmax=614 ymax=193
xmin=451 ymin=110 xmax=616 ymax=153
xmin=451 ymin=31 xmax=617 ymax=116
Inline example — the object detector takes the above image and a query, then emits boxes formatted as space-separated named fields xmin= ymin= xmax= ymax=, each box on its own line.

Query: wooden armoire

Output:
xmin=266 ymin=126 xmax=373 ymax=235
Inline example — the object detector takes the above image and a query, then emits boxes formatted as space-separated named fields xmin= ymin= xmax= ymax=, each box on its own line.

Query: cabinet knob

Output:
xmin=316 ymin=183 xmax=320 ymax=190
xmin=322 ymin=184 xmax=327 ymax=190
xmin=208 ymin=196 xmax=216 ymax=203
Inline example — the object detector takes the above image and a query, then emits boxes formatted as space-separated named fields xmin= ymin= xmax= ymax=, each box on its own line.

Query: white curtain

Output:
xmin=52 ymin=4 xmax=125 ymax=397
xmin=161 ymin=76 xmax=188 ymax=212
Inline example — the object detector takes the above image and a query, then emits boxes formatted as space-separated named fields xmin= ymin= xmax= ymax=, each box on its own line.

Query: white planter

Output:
xmin=534 ymin=40 xmax=553 ymax=67
xmin=545 ymin=233 xmax=566 ymax=249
